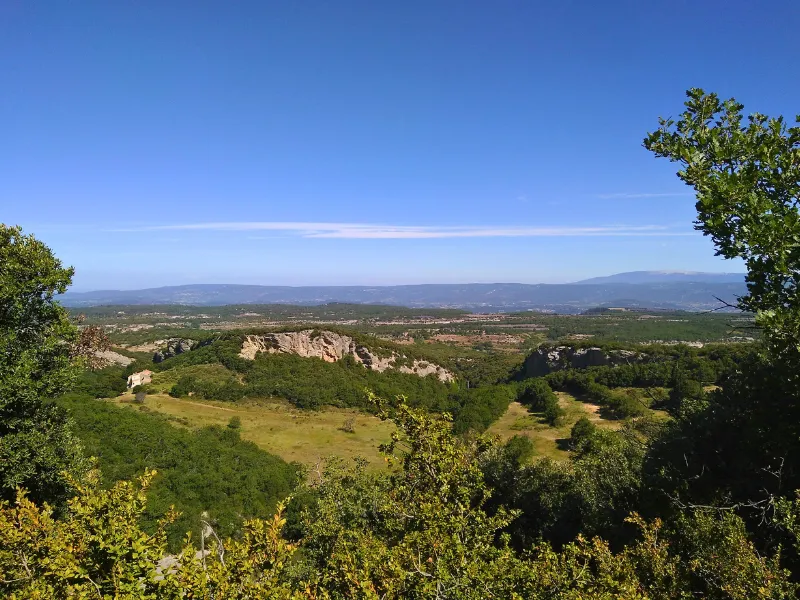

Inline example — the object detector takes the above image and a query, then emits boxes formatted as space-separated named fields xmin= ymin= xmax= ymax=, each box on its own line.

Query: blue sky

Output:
xmin=2 ymin=1 xmax=797 ymax=290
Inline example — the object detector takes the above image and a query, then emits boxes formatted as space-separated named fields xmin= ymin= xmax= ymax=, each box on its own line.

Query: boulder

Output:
xmin=153 ymin=338 xmax=200 ymax=363
xmin=93 ymin=349 xmax=134 ymax=367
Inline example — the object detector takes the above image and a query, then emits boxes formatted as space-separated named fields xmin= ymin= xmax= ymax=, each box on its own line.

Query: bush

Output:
xmin=518 ymin=378 xmax=557 ymax=411
xmin=451 ymin=385 xmax=516 ymax=434
xmin=72 ymin=366 xmax=128 ymax=398
xmin=340 ymin=416 xmax=356 ymax=433
xmin=543 ymin=394 xmax=565 ymax=427
xmin=504 ymin=434 xmax=535 ymax=465
xmin=166 ymin=350 xmax=451 ymax=413
xmin=133 ymin=391 xmax=146 ymax=404
xmin=570 ymin=416 xmax=597 ymax=449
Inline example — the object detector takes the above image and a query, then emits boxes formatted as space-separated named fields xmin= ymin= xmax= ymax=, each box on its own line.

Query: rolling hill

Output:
xmin=61 ymin=278 xmax=747 ymax=313
xmin=575 ymin=271 xmax=745 ymax=285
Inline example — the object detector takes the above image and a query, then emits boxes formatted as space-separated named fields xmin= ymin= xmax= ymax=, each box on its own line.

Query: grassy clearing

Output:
xmin=110 ymin=392 xmax=394 ymax=469
xmin=486 ymin=392 xmax=620 ymax=461
xmin=109 ymin=386 xmax=645 ymax=469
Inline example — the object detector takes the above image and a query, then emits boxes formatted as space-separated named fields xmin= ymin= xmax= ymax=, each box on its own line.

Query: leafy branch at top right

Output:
xmin=645 ymin=88 xmax=800 ymax=362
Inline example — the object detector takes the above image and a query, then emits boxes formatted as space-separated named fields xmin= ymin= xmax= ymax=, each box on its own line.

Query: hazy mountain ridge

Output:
xmin=61 ymin=278 xmax=747 ymax=313
xmin=575 ymin=271 xmax=745 ymax=284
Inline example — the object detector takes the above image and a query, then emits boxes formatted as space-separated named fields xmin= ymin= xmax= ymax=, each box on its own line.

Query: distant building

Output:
xmin=127 ymin=370 xmax=153 ymax=388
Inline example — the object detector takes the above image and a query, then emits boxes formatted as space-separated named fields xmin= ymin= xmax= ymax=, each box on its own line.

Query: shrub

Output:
xmin=518 ymin=378 xmax=557 ymax=411
xmin=451 ymin=385 xmax=516 ymax=434
xmin=340 ymin=416 xmax=356 ymax=433
xmin=543 ymin=394 xmax=565 ymax=427
xmin=606 ymin=389 xmax=647 ymax=418
xmin=503 ymin=434 xmax=535 ymax=465
xmin=570 ymin=416 xmax=597 ymax=449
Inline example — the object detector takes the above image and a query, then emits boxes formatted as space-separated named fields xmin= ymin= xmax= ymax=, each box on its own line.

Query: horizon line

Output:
xmin=63 ymin=274 xmax=747 ymax=295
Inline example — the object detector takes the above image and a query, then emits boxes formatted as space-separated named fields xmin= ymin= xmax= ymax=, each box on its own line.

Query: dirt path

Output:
xmin=176 ymin=398 xmax=239 ymax=412
xmin=125 ymin=392 xmax=240 ymax=413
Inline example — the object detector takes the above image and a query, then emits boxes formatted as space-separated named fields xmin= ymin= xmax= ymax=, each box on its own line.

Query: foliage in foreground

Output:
xmin=645 ymin=87 xmax=800 ymax=360
xmin=59 ymin=394 xmax=300 ymax=550
xmin=0 ymin=402 xmax=795 ymax=599
xmin=0 ymin=225 xmax=92 ymax=506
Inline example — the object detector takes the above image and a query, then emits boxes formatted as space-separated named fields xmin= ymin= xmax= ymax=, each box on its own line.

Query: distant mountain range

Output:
xmin=61 ymin=272 xmax=747 ymax=313
xmin=575 ymin=271 xmax=745 ymax=285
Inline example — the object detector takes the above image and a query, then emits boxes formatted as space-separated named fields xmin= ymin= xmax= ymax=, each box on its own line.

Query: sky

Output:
xmin=1 ymin=1 xmax=797 ymax=291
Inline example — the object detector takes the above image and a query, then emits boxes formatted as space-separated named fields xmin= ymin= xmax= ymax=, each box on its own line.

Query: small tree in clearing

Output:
xmin=340 ymin=416 xmax=356 ymax=433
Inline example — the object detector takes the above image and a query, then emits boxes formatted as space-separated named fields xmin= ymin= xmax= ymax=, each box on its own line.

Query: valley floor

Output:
xmin=110 ymin=389 xmax=626 ymax=468
xmin=110 ymin=393 xmax=395 ymax=468
xmin=486 ymin=394 xmax=621 ymax=460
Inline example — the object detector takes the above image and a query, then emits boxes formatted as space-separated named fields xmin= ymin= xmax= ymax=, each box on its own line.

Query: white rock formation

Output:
xmin=240 ymin=330 xmax=454 ymax=382
xmin=94 ymin=349 xmax=134 ymax=367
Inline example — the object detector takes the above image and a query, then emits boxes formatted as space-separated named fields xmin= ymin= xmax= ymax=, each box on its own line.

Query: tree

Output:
xmin=518 ymin=378 xmax=556 ymax=411
xmin=665 ymin=362 xmax=705 ymax=416
xmin=0 ymin=225 xmax=89 ymax=505
xmin=644 ymin=91 xmax=800 ymax=568
xmin=569 ymin=416 xmax=597 ymax=450
xmin=645 ymin=88 xmax=800 ymax=359
xmin=503 ymin=434 xmax=536 ymax=466
xmin=543 ymin=393 xmax=565 ymax=427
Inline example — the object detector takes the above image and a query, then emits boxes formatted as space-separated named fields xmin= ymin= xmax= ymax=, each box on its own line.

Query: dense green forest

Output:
xmin=57 ymin=393 xmax=299 ymax=550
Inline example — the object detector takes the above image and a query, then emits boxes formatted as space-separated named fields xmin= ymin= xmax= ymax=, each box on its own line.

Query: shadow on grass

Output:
xmin=555 ymin=438 xmax=572 ymax=452
xmin=525 ymin=408 xmax=552 ymax=427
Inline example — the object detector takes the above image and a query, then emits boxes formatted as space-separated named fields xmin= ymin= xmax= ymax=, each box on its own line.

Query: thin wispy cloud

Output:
xmin=597 ymin=192 xmax=695 ymax=199
xmin=131 ymin=221 xmax=693 ymax=239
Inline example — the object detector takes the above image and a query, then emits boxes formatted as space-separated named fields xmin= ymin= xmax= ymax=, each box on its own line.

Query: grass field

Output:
xmin=111 ymin=392 xmax=394 ymax=468
xmin=486 ymin=392 xmax=620 ymax=461
xmin=110 ymin=387 xmax=633 ymax=469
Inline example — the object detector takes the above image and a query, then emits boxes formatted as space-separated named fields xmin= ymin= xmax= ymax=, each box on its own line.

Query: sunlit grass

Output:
xmin=486 ymin=392 xmax=621 ymax=461
xmin=111 ymin=392 xmax=395 ymax=469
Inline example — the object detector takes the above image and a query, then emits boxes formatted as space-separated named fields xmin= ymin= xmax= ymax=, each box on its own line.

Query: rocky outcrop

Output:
xmin=94 ymin=349 xmax=134 ymax=367
xmin=239 ymin=330 xmax=454 ymax=382
xmin=524 ymin=345 xmax=647 ymax=377
xmin=154 ymin=338 xmax=201 ymax=363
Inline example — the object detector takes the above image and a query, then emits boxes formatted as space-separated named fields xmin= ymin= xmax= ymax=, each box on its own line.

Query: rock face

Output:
xmin=240 ymin=330 xmax=454 ymax=382
xmin=153 ymin=338 xmax=199 ymax=363
xmin=94 ymin=349 xmax=134 ymax=367
xmin=524 ymin=345 xmax=647 ymax=377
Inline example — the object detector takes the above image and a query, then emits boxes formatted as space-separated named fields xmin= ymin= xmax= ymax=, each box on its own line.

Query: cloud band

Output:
xmin=130 ymin=221 xmax=693 ymax=239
